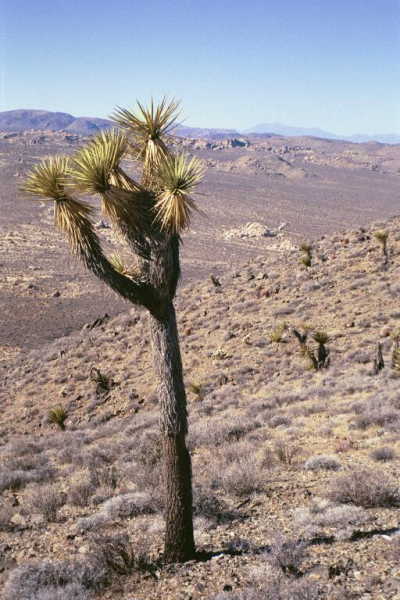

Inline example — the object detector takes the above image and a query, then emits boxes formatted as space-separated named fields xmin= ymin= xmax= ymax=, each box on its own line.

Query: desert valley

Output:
xmin=1 ymin=110 xmax=400 ymax=599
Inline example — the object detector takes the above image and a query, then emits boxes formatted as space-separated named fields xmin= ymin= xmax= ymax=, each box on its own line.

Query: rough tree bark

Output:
xmin=149 ymin=303 xmax=195 ymax=562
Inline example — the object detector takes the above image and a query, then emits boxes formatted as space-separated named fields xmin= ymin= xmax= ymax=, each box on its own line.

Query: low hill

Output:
xmin=0 ymin=110 xmax=112 ymax=135
xmin=1 ymin=216 xmax=400 ymax=599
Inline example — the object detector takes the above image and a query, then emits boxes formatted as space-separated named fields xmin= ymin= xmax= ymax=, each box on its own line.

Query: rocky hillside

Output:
xmin=1 ymin=216 xmax=400 ymax=599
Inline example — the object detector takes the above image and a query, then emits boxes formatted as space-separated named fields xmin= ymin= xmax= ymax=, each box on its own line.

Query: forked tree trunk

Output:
xmin=149 ymin=303 xmax=195 ymax=562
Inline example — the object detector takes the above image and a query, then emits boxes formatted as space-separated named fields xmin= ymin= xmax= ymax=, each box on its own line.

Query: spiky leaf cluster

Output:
xmin=48 ymin=406 xmax=68 ymax=430
xmin=374 ymin=230 xmax=388 ymax=245
xmin=71 ymin=129 xmax=128 ymax=194
xmin=22 ymin=156 xmax=70 ymax=200
xmin=154 ymin=154 xmax=204 ymax=233
xmin=23 ymin=100 xmax=203 ymax=242
xmin=112 ymin=97 xmax=180 ymax=172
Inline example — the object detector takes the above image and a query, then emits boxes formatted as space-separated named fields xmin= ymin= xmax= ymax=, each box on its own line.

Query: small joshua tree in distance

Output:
xmin=23 ymin=98 xmax=204 ymax=563
xmin=300 ymin=242 xmax=312 ymax=268
xmin=374 ymin=230 xmax=389 ymax=269
xmin=48 ymin=406 xmax=68 ymax=430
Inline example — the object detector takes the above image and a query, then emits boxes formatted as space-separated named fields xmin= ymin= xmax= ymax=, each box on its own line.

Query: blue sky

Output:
xmin=1 ymin=0 xmax=399 ymax=134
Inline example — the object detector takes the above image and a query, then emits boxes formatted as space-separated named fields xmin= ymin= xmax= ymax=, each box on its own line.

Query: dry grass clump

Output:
xmin=3 ymin=556 xmax=108 ymax=600
xmin=207 ymin=442 xmax=266 ymax=497
xmin=68 ymin=478 xmax=96 ymax=507
xmin=211 ymin=559 xmax=322 ymax=599
xmin=193 ymin=485 xmax=237 ymax=524
xmin=267 ymin=534 xmax=307 ymax=576
xmin=0 ymin=465 xmax=55 ymax=493
xmin=76 ymin=491 xmax=156 ymax=533
xmin=294 ymin=498 xmax=371 ymax=540
xmin=304 ymin=455 xmax=341 ymax=471
xmin=22 ymin=583 xmax=91 ymax=599
xmin=24 ymin=484 xmax=66 ymax=522
xmin=0 ymin=500 xmax=13 ymax=531
xmin=270 ymin=414 xmax=292 ymax=428
xmin=352 ymin=397 xmax=399 ymax=430
xmin=4 ymin=531 xmax=152 ymax=600
xmin=370 ymin=446 xmax=396 ymax=462
xmin=274 ymin=439 xmax=301 ymax=466
xmin=219 ymin=457 xmax=265 ymax=497
xmin=189 ymin=417 xmax=258 ymax=449
xmin=88 ymin=533 xmax=136 ymax=575
xmin=328 ymin=468 xmax=400 ymax=508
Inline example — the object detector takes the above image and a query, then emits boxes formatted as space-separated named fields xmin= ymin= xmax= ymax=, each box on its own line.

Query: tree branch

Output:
xmin=55 ymin=199 xmax=157 ymax=311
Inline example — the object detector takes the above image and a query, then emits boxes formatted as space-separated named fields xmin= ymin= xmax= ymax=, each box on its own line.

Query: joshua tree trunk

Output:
xmin=24 ymin=98 xmax=204 ymax=563
xmin=149 ymin=304 xmax=195 ymax=562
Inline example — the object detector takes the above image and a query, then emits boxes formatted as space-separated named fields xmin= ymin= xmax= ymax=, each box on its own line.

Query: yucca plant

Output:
xmin=48 ymin=406 xmax=68 ymax=430
xmin=292 ymin=327 xmax=330 ymax=370
xmin=22 ymin=98 xmax=204 ymax=563
xmin=270 ymin=322 xmax=287 ymax=344
xmin=374 ymin=230 xmax=389 ymax=268
xmin=299 ymin=242 xmax=312 ymax=268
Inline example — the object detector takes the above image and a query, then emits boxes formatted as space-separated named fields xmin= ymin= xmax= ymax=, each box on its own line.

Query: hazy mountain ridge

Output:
xmin=0 ymin=110 xmax=113 ymax=136
xmin=1 ymin=109 xmax=399 ymax=143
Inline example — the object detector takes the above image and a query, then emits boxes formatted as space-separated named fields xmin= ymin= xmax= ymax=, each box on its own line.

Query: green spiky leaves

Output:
xmin=112 ymin=97 xmax=180 ymax=172
xmin=153 ymin=153 xmax=204 ymax=233
xmin=22 ymin=155 xmax=99 ymax=257
xmin=22 ymin=155 xmax=70 ymax=200
xmin=70 ymin=129 xmax=129 ymax=194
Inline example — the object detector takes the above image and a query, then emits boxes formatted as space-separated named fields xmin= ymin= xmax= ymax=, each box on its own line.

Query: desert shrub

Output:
xmin=88 ymin=465 xmax=118 ymax=489
xmin=4 ymin=453 xmax=49 ymax=472
xmin=102 ymin=492 xmax=156 ymax=519
xmin=328 ymin=468 xmax=400 ymax=507
xmin=370 ymin=446 xmax=396 ymax=462
xmin=270 ymin=415 xmax=292 ymax=428
xmin=68 ymin=480 xmax=96 ymax=507
xmin=3 ymin=556 xmax=109 ymax=600
xmin=88 ymin=533 xmax=136 ymax=575
xmin=193 ymin=486 xmax=236 ymax=523
xmin=352 ymin=399 xmax=399 ymax=430
xmin=226 ymin=537 xmax=254 ymax=554
xmin=0 ymin=500 xmax=13 ymax=530
xmin=220 ymin=461 xmax=264 ymax=496
xmin=294 ymin=499 xmax=371 ymax=539
xmin=135 ymin=431 xmax=162 ymax=467
xmin=274 ymin=439 xmax=301 ymax=466
xmin=76 ymin=492 xmax=156 ymax=533
xmin=0 ymin=466 xmax=55 ymax=493
xmin=80 ymin=446 xmax=114 ymax=469
xmin=24 ymin=484 xmax=66 ymax=522
xmin=5 ymin=438 xmax=45 ymax=457
xmin=304 ymin=455 xmax=341 ymax=471
xmin=76 ymin=512 xmax=111 ymax=533
xmin=189 ymin=418 xmax=257 ymax=449
xmin=267 ymin=535 xmax=307 ymax=576
xmin=26 ymin=583 xmax=90 ymax=600
xmin=134 ymin=469 xmax=163 ymax=508
xmin=210 ymin=563 xmax=322 ymax=599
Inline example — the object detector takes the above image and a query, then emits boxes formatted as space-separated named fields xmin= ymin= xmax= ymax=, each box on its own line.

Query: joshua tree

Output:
xmin=23 ymin=98 xmax=204 ymax=562
xmin=374 ymin=230 xmax=389 ymax=269
xmin=299 ymin=242 xmax=312 ymax=268
xmin=292 ymin=327 xmax=330 ymax=370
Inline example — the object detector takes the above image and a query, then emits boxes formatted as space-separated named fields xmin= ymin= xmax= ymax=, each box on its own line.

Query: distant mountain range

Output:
xmin=0 ymin=109 xmax=399 ymax=144
xmin=0 ymin=110 xmax=112 ymax=135
xmin=244 ymin=122 xmax=400 ymax=144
